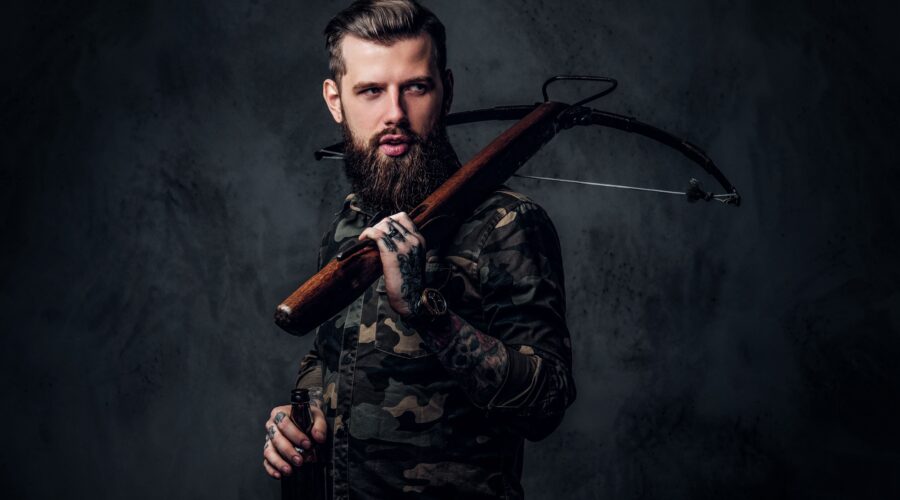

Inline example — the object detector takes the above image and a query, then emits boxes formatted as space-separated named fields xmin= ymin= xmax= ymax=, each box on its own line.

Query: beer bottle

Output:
xmin=281 ymin=388 xmax=324 ymax=499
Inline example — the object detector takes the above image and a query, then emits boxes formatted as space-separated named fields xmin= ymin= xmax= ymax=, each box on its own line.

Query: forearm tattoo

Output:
xmin=421 ymin=313 xmax=509 ymax=405
xmin=397 ymin=245 xmax=424 ymax=314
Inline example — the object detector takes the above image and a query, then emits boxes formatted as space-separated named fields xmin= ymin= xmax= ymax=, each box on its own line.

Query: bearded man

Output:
xmin=263 ymin=1 xmax=576 ymax=498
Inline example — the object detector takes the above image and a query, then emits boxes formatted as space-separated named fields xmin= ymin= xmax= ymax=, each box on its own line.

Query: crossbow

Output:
xmin=313 ymin=76 xmax=741 ymax=205
xmin=275 ymin=76 xmax=741 ymax=335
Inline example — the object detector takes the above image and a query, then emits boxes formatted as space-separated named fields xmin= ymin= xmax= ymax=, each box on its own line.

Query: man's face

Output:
xmin=322 ymin=33 xmax=456 ymax=212
xmin=324 ymin=33 xmax=449 ymax=153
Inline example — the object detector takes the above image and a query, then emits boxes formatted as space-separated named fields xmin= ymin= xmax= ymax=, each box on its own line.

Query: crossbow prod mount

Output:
xmin=275 ymin=76 xmax=741 ymax=336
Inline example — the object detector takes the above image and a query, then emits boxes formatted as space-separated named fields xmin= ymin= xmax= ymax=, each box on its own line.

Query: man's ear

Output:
xmin=323 ymin=78 xmax=343 ymax=123
xmin=442 ymin=68 xmax=454 ymax=115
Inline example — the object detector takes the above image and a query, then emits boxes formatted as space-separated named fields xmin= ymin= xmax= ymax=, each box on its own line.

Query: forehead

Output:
xmin=339 ymin=34 xmax=437 ymax=86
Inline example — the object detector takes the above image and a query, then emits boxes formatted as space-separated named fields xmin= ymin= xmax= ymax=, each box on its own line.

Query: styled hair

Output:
xmin=324 ymin=0 xmax=447 ymax=83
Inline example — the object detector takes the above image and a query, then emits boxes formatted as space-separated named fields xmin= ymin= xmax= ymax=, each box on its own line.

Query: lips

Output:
xmin=379 ymin=134 xmax=410 ymax=157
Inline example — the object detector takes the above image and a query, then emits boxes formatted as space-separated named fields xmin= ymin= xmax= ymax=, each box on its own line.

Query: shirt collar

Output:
xmin=340 ymin=193 xmax=366 ymax=214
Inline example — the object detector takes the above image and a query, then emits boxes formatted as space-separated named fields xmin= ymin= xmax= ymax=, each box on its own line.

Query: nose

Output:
xmin=383 ymin=88 xmax=407 ymax=127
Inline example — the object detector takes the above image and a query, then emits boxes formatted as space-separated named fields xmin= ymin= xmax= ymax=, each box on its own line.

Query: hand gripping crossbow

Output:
xmin=275 ymin=76 xmax=741 ymax=336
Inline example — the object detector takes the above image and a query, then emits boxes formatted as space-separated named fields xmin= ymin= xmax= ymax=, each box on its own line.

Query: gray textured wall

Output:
xmin=3 ymin=1 xmax=899 ymax=498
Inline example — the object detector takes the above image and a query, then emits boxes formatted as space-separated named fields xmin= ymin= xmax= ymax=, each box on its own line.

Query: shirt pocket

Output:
xmin=373 ymin=263 xmax=451 ymax=359
xmin=372 ymin=308 xmax=431 ymax=359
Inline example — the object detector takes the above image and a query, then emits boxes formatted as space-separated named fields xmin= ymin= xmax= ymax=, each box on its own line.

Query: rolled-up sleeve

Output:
xmin=476 ymin=201 xmax=576 ymax=438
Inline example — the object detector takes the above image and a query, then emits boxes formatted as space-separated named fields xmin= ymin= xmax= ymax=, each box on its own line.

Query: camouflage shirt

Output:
xmin=295 ymin=188 xmax=576 ymax=499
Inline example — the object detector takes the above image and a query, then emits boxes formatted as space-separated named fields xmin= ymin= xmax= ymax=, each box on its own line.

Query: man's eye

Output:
xmin=405 ymin=83 xmax=428 ymax=94
xmin=361 ymin=88 xmax=382 ymax=96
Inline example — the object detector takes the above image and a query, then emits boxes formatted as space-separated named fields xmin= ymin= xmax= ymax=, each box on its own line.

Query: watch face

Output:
xmin=424 ymin=288 xmax=448 ymax=315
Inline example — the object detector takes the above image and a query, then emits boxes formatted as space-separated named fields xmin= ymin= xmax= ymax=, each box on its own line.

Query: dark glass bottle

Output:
xmin=281 ymin=388 xmax=324 ymax=500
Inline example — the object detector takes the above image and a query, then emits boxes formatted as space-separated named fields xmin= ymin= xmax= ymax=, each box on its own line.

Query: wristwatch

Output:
xmin=405 ymin=288 xmax=449 ymax=329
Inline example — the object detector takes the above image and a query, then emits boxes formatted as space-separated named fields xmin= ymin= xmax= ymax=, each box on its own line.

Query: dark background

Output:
xmin=3 ymin=0 xmax=899 ymax=498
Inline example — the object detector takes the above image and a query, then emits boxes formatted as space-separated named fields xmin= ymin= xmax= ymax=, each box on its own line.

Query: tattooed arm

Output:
xmin=358 ymin=212 xmax=512 ymax=406
xmin=417 ymin=298 xmax=573 ymax=442
xmin=461 ymin=199 xmax=575 ymax=428
xmin=357 ymin=212 xmax=509 ymax=406
xmin=420 ymin=197 xmax=574 ymax=441
xmin=415 ymin=311 xmax=511 ymax=406
xmin=360 ymin=203 xmax=575 ymax=440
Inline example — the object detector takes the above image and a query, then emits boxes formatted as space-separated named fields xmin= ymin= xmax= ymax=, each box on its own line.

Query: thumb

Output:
xmin=310 ymin=405 xmax=328 ymax=444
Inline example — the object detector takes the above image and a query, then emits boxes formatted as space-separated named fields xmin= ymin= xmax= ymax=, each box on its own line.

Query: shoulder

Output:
xmin=317 ymin=193 xmax=369 ymax=268
xmin=469 ymin=188 xmax=541 ymax=223
xmin=446 ymin=187 xmax=561 ymax=264
xmin=463 ymin=187 xmax=557 ymax=239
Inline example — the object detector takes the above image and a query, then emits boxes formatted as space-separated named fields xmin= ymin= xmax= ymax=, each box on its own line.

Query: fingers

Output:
xmin=263 ymin=423 xmax=295 ymax=476
xmin=358 ymin=212 xmax=425 ymax=249
xmin=262 ymin=402 xmax=330 ymax=480
xmin=390 ymin=212 xmax=424 ymax=246
xmin=274 ymin=409 xmax=310 ymax=450
xmin=273 ymin=423 xmax=306 ymax=467
xmin=264 ymin=406 xmax=312 ymax=476
xmin=374 ymin=228 xmax=401 ymax=255
xmin=263 ymin=457 xmax=281 ymax=479
xmin=386 ymin=220 xmax=407 ymax=242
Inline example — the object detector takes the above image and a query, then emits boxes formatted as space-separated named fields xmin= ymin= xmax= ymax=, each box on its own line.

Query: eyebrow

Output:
xmin=351 ymin=76 xmax=436 ymax=93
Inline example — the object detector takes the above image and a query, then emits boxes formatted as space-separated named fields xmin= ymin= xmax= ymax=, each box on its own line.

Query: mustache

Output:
xmin=369 ymin=126 xmax=422 ymax=148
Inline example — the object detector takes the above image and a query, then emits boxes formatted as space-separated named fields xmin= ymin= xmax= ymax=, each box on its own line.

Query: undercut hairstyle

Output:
xmin=324 ymin=0 xmax=447 ymax=84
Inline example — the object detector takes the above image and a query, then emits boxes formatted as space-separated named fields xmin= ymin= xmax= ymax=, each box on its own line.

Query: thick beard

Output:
xmin=342 ymin=121 xmax=458 ymax=214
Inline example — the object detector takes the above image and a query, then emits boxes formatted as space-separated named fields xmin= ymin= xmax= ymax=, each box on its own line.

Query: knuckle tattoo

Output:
xmin=381 ymin=235 xmax=398 ymax=252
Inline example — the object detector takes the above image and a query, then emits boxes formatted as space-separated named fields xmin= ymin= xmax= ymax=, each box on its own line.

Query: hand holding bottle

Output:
xmin=263 ymin=389 xmax=327 ymax=479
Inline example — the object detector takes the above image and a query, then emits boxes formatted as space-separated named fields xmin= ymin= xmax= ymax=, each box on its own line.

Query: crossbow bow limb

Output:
xmin=275 ymin=76 xmax=741 ymax=335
